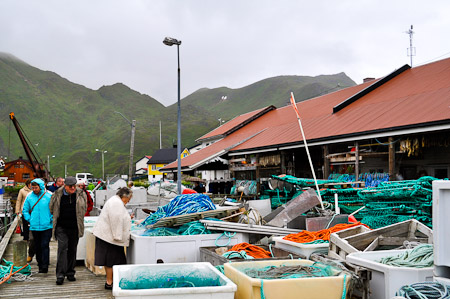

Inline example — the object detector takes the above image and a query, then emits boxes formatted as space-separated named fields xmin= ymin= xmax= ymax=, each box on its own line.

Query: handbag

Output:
xmin=30 ymin=191 xmax=47 ymax=214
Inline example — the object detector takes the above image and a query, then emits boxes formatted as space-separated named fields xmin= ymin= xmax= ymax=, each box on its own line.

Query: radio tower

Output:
xmin=405 ymin=25 xmax=416 ymax=67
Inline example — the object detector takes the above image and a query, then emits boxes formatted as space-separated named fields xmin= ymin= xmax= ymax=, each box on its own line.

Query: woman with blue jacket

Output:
xmin=23 ymin=178 xmax=53 ymax=273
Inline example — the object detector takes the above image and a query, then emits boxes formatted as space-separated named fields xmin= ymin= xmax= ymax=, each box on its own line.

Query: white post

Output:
xmin=290 ymin=92 xmax=324 ymax=209
xmin=334 ymin=193 xmax=340 ymax=214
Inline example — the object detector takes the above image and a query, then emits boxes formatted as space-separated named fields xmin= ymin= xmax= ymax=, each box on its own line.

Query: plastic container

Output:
xmin=434 ymin=276 xmax=450 ymax=287
xmin=224 ymin=259 xmax=351 ymax=299
xmin=272 ymin=236 xmax=329 ymax=258
xmin=199 ymin=245 xmax=304 ymax=266
xmin=77 ymin=216 xmax=99 ymax=260
xmin=346 ymin=249 xmax=434 ymax=299
xmin=433 ymin=181 xmax=450 ymax=278
xmin=127 ymin=232 xmax=249 ymax=264
xmin=113 ymin=262 xmax=237 ymax=299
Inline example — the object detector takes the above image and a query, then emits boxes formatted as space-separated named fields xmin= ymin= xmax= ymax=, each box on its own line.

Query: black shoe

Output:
xmin=56 ymin=278 xmax=64 ymax=285
xmin=67 ymin=275 xmax=76 ymax=281
xmin=105 ymin=282 xmax=113 ymax=290
xmin=39 ymin=268 xmax=48 ymax=273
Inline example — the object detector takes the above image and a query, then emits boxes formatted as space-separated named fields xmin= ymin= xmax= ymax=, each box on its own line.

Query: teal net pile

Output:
xmin=272 ymin=174 xmax=336 ymax=188
xmin=140 ymin=193 xmax=216 ymax=227
xmin=356 ymin=177 xmax=442 ymax=228
xmin=239 ymin=262 xmax=342 ymax=280
xmin=119 ymin=266 xmax=224 ymax=290
xmin=0 ymin=259 xmax=32 ymax=283
xmin=138 ymin=220 xmax=216 ymax=237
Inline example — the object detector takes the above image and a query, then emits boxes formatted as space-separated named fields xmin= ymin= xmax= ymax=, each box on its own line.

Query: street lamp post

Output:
xmin=96 ymin=149 xmax=107 ymax=181
xmin=114 ymin=111 xmax=136 ymax=183
xmin=47 ymin=154 xmax=55 ymax=172
xmin=163 ymin=36 xmax=182 ymax=194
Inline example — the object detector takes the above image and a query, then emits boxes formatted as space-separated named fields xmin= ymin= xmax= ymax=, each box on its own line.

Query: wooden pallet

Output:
xmin=146 ymin=207 xmax=240 ymax=228
xmin=85 ymin=259 xmax=106 ymax=276
xmin=329 ymin=219 xmax=432 ymax=261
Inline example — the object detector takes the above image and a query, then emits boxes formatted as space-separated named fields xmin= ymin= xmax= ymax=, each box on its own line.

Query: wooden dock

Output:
xmin=1 ymin=232 xmax=113 ymax=299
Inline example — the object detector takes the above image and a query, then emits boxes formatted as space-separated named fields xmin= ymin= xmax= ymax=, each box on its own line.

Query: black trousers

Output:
xmin=55 ymin=226 xmax=79 ymax=279
xmin=31 ymin=228 xmax=52 ymax=270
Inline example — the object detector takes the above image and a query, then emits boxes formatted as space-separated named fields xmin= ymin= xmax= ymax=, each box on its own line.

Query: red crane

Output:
xmin=9 ymin=112 xmax=48 ymax=180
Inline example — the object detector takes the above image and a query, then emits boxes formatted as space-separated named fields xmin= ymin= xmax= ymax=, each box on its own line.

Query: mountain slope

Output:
xmin=0 ymin=52 xmax=356 ymax=178
xmin=178 ymin=74 xmax=356 ymax=120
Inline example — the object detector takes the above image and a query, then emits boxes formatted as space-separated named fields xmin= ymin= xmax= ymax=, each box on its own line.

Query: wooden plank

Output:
xmin=344 ymin=220 xmax=411 ymax=249
xmin=0 ymin=217 xmax=18 ymax=261
xmin=147 ymin=207 xmax=239 ymax=228
xmin=378 ymin=236 xmax=429 ymax=246
xmin=364 ymin=237 xmax=379 ymax=252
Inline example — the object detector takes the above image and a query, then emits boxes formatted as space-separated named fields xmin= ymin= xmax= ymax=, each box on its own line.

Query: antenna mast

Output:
xmin=405 ymin=25 xmax=416 ymax=67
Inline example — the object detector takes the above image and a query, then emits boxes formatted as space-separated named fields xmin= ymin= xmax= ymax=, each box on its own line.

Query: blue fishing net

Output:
xmin=140 ymin=193 xmax=216 ymax=227
xmin=119 ymin=266 xmax=224 ymax=289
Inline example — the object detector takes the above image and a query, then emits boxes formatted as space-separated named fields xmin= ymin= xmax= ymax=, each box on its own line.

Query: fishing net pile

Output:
xmin=261 ymin=174 xmax=444 ymax=229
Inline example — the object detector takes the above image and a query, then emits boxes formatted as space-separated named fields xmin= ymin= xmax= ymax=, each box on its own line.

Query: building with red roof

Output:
xmin=161 ymin=58 xmax=450 ymax=190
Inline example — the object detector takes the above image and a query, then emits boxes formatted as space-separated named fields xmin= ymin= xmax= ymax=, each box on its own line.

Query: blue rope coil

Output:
xmin=141 ymin=194 xmax=216 ymax=226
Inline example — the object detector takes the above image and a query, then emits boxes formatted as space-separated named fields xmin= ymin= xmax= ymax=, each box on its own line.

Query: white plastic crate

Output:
xmin=113 ymin=262 xmax=236 ymax=299
xmin=434 ymin=276 xmax=450 ymax=287
xmin=346 ymin=249 xmax=434 ymax=299
xmin=272 ymin=236 xmax=329 ymax=258
xmin=127 ymin=232 xmax=249 ymax=264
xmin=433 ymin=181 xmax=450 ymax=278
xmin=77 ymin=216 xmax=99 ymax=260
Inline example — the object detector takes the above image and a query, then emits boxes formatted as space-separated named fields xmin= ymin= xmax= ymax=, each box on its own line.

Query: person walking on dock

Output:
xmin=47 ymin=177 xmax=64 ymax=192
xmin=76 ymin=179 xmax=93 ymax=216
xmin=50 ymin=176 xmax=86 ymax=285
xmin=16 ymin=178 xmax=35 ymax=263
xmin=22 ymin=178 xmax=53 ymax=274
xmin=92 ymin=187 xmax=133 ymax=290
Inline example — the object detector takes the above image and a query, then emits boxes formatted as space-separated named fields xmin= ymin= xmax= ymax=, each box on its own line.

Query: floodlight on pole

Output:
xmin=163 ymin=36 xmax=182 ymax=194
xmin=47 ymin=154 xmax=55 ymax=172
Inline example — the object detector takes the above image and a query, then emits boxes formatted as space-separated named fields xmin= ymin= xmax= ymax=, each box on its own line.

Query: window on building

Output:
xmin=9 ymin=173 xmax=14 ymax=178
xmin=22 ymin=173 xmax=30 ymax=179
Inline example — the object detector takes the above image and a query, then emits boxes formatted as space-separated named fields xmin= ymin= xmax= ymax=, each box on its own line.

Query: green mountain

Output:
xmin=0 ymin=52 xmax=355 ymax=179
xmin=176 ymin=74 xmax=356 ymax=120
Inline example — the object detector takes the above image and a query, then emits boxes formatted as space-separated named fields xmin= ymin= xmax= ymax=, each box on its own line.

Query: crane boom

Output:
xmin=9 ymin=112 xmax=47 ymax=179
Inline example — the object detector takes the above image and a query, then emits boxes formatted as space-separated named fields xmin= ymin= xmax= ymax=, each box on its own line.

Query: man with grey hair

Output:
xmin=50 ymin=176 xmax=86 ymax=285
xmin=48 ymin=177 xmax=64 ymax=192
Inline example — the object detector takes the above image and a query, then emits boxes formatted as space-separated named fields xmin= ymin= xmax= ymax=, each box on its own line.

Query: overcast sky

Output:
xmin=1 ymin=0 xmax=450 ymax=106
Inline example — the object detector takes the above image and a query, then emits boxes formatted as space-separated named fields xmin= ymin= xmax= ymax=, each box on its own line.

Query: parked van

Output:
xmin=76 ymin=173 xmax=94 ymax=184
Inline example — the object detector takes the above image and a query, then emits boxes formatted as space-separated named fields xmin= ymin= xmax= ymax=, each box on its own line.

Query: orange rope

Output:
xmin=0 ymin=263 xmax=29 ymax=285
xmin=283 ymin=222 xmax=370 ymax=243
xmin=227 ymin=242 xmax=272 ymax=258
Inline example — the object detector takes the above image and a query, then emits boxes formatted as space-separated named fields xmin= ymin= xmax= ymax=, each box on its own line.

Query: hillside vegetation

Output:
xmin=0 ymin=52 xmax=355 ymax=178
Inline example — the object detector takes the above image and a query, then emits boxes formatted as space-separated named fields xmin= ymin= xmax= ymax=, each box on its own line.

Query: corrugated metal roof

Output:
xmin=162 ymin=58 xmax=450 ymax=170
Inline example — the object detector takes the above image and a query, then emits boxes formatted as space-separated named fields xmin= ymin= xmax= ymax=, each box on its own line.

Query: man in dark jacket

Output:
xmin=47 ymin=177 xmax=64 ymax=192
xmin=49 ymin=176 xmax=86 ymax=285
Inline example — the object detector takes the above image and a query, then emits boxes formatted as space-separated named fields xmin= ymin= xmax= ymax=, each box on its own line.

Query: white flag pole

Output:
xmin=290 ymin=92 xmax=324 ymax=210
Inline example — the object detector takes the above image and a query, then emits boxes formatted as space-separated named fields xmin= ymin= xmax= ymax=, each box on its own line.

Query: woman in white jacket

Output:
xmin=93 ymin=187 xmax=133 ymax=290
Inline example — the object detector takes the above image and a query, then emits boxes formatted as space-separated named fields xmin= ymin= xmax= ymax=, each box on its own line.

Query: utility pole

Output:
xmin=129 ymin=120 xmax=136 ymax=182
xmin=115 ymin=111 xmax=136 ymax=183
